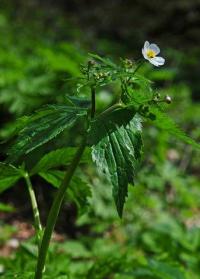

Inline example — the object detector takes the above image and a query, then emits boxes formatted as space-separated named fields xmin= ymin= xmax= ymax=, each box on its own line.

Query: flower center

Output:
xmin=146 ymin=49 xmax=156 ymax=58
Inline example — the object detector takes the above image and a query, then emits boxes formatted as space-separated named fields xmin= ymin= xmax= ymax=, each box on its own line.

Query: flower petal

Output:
xmin=148 ymin=58 xmax=160 ymax=67
xmin=148 ymin=56 xmax=165 ymax=67
xmin=154 ymin=56 xmax=165 ymax=65
xmin=142 ymin=48 xmax=148 ymax=59
xmin=144 ymin=41 xmax=150 ymax=50
xmin=149 ymin=43 xmax=160 ymax=55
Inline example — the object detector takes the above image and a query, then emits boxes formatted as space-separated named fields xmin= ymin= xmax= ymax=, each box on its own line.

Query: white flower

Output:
xmin=142 ymin=41 xmax=165 ymax=67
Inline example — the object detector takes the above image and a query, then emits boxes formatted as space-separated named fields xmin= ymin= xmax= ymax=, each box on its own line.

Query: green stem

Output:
xmin=127 ymin=60 xmax=144 ymax=84
xmin=91 ymin=86 xmax=96 ymax=118
xmin=98 ymin=103 xmax=125 ymax=119
xmin=34 ymin=136 xmax=87 ymax=279
xmin=24 ymin=172 xmax=42 ymax=246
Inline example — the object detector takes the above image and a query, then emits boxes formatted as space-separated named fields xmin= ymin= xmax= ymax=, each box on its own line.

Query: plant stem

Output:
xmin=34 ymin=136 xmax=87 ymax=279
xmin=24 ymin=172 xmax=42 ymax=246
xmin=132 ymin=60 xmax=144 ymax=75
xmin=98 ymin=103 xmax=125 ymax=119
xmin=127 ymin=60 xmax=144 ymax=84
xmin=91 ymin=86 xmax=96 ymax=118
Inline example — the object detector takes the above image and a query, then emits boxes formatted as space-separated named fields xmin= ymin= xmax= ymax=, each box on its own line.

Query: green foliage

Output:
xmin=132 ymin=260 xmax=186 ymax=279
xmin=0 ymin=7 xmax=200 ymax=279
xmin=91 ymin=108 xmax=143 ymax=217
xmin=0 ymin=21 xmax=85 ymax=116
xmin=7 ymin=105 xmax=88 ymax=163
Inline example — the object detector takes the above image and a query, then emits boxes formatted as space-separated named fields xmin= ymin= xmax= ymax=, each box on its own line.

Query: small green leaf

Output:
xmin=39 ymin=170 xmax=92 ymax=215
xmin=7 ymin=105 xmax=87 ymax=162
xmin=149 ymin=107 xmax=200 ymax=150
xmin=90 ymin=108 xmax=143 ymax=217
xmin=0 ymin=163 xmax=22 ymax=193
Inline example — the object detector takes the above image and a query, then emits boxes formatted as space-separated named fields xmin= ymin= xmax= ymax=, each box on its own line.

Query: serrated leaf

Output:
xmin=150 ymin=107 xmax=200 ymax=150
xmin=7 ymin=105 xmax=87 ymax=162
xmin=0 ymin=163 xmax=22 ymax=193
xmin=90 ymin=108 xmax=143 ymax=217
xmin=31 ymin=147 xmax=91 ymax=175
xmin=39 ymin=170 xmax=92 ymax=215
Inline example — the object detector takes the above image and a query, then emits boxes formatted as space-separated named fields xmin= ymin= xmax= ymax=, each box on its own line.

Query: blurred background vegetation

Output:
xmin=0 ymin=1 xmax=200 ymax=278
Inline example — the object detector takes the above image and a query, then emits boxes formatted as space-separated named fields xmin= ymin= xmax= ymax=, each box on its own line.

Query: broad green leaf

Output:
xmin=90 ymin=108 xmax=143 ymax=217
xmin=39 ymin=170 xmax=92 ymax=215
xmin=7 ymin=105 xmax=87 ymax=162
xmin=0 ymin=163 xmax=22 ymax=193
xmin=31 ymin=147 xmax=91 ymax=175
xmin=150 ymin=107 xmax=200 ymax=150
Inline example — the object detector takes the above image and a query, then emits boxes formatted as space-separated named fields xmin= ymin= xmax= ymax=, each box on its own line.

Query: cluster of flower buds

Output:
xmin=122 ymin=58 xmax=134 ymax=69
xmin=93 ymin=71 xmax=109 ymax=81
xmin=88 ymin=60 xmax=96 ymax=67
xmin=138 ymin=104 xmax=156 ymax=120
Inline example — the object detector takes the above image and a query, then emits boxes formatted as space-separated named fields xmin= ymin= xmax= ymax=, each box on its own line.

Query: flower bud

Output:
xmin=165 ymin=95 xmax=172 ymax=104
xmin=88 ymin=60 xmax=96 ymax=66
